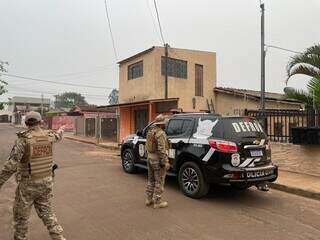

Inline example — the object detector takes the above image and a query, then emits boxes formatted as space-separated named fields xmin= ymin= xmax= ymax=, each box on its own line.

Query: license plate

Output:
xmin=250 ymin=149 xmax=263 ymax=157
xmin=246 ymin=169 xmax=274 ymax=178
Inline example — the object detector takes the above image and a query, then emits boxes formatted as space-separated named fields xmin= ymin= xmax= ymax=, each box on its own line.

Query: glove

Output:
xmin=165 ymin=162 xmax=170 ymax=170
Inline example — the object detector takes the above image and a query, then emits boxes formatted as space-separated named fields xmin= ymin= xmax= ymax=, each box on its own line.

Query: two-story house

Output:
xmin=117 ymin=46 xmax=217 ymax=141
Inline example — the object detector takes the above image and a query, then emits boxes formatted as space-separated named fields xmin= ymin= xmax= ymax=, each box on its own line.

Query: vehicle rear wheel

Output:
xmin=121 ymin=149 xmax=137 ymax=173
xmin=178 ymin=161 xmax=209 ymax=199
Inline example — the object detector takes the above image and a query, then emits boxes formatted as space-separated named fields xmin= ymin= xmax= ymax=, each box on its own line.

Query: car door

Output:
xmin=166 ymin=118 xmax=194 ymax=163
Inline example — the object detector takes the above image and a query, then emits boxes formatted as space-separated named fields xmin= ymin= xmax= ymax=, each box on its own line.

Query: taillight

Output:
xmin=208 ymin=139 xmax=238 ymax=153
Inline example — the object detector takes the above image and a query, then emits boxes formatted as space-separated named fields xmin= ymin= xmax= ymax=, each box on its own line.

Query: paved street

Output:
xmin=0 ymin=124 xmax=320 ymax=240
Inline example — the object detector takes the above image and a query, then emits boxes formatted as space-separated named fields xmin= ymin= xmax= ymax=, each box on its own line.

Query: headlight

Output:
xmin=231 ymin=153 xmax=241 ymax=167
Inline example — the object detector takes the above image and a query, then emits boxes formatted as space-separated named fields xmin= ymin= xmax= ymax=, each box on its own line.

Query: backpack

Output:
xmin=146 ymin=128 xmax=158 ymax=153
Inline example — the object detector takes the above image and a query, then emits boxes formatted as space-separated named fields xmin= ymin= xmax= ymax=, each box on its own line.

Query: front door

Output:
xmin=134 ymin=109 xmax=148 ymax=133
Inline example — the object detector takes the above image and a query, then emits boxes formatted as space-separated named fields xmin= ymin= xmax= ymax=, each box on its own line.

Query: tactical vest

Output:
xmin=146 ymin=128 xmax=158 ymax=153
xmin=19 ymin=134 xmax=53 ymax=180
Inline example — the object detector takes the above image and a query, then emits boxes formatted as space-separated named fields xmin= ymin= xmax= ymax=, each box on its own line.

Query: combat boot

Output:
xmin=145 ymin=199 xmax=153 ymax=207
xmin=153 ymin=201 xmax=168 ymax=209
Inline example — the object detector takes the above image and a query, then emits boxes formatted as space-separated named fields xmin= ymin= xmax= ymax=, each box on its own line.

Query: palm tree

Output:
xmin=286 ymin=44 xmax=320 ymax=109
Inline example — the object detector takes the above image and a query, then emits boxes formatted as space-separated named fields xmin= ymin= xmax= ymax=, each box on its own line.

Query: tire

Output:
xmin=121 ymin=149 xmax=137 ymax=174
xmin=178 ymin=161 xmax=210 ymax=199
xmin=231 ymin=183 xmax=251 ymax=190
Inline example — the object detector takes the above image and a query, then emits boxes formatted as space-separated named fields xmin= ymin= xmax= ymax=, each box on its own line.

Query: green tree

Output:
xmin=0 ymin=61 xmax=8 ymax=96
xmin=0 ymin=102 xmax=4 ymax=110
xmin=54 ymin=92 xmax=88 ymax=108
xmin=108 ymin=88 xmax=119 ymax=105
xmin=286 ymin=44 xmax=320 ymax=109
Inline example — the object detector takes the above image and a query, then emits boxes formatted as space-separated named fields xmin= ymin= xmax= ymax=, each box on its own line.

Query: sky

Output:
xmin=0 ymin=0 xmax=319 ymax=106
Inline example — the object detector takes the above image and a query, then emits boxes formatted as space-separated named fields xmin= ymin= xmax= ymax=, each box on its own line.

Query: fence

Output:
xmin=245 ymin=109 xmax=320 ymax=143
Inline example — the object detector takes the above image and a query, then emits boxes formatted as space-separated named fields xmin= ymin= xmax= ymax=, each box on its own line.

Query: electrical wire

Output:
xmin=103 ymin=0 xmax=118 ymax=61
xmin=1 ymin=73 xmax=117 ymax=89
xmin=145 ymin=0 xmax=163 ymax=44
xmin=7 ymin=85 xmax=109 ymax=98
xmin=153 ymin=0 xmax=166 ymax=45
xmin=37 ymin=64 xmax=117 ymax=79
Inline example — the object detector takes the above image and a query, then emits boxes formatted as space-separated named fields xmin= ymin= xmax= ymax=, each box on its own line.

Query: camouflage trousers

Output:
xmin=13 ymin=178 xmax=65 ymax=240
xmin=146 ymin=161 xmax=167 ymax=204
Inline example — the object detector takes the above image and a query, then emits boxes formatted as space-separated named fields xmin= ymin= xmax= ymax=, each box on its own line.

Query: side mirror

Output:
xmin=136 ymin=130 xmax=143 ymax=137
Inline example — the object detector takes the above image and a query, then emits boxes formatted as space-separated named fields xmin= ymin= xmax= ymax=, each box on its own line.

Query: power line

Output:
xmin=37 ymin=63 xmax=117 ymax=79
xmin=145 ymin=0 xmax=163 ymax=44
xmin=153 ymin=0 xmax=166 ymax=45
xmin=2 ymin=73 xmax=117 ymax=90
xmin=7 ymin=85 xmax=109 ymax=98
xmin=103 ymin=0 xmax=118 ymax=61
xmin=265 ymin=44 xmax=302 ymax=54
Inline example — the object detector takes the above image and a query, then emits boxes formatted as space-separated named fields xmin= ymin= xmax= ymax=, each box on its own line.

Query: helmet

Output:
xmin=154 ymin=114 xmax=167 ymax=125
xmin=25 ymin=111 xmax=42 ymax=123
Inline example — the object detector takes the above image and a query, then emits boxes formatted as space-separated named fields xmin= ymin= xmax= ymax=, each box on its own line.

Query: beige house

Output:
xmin=214 ymin=87 xmax=304 ymax=115
xmin=114 ymin=46 xmax=303 ymax=142
xmin=118 ymin=46 xmax=216 ymax=140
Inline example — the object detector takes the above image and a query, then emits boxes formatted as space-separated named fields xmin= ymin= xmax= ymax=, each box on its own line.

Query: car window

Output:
xmin=215 ymin=117 xmax=267 ymax=141
xmin=166 ymin=119 xmax=193 ymax=136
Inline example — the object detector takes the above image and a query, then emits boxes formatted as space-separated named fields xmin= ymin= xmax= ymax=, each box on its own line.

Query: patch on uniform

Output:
xmin=31 ymin=144 xmax=52 ymax=158
xmin=193 ymin=119 xmax=218 ymax=139
xmin=138 ymin=144 xmax=145 ymax=157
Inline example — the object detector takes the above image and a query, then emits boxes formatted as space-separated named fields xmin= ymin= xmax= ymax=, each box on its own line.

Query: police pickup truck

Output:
xmin=120 ymin=113 xmax=278 ymax=198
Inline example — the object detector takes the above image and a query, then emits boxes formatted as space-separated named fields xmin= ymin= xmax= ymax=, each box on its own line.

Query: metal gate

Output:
xmin=134 ymin=109 xmax=148 ymax=133
xmin=101 ymin=118 xmax=117 ymax=141
xmin=85 ymin=118 xmax=96 ymax=137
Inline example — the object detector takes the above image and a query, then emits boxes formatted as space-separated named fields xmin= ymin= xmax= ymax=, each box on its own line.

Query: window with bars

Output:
xmin=161 ymin=57 xmax=187 ymax=79
xmin=128 ymin=61 xmax=143 ymax=80
xmin=195 ymin=64 xmax=203 ymax=96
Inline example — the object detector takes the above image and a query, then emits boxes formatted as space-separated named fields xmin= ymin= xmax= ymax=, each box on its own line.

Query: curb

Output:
xmin=269 ymin=182 xmax=320 ymax=201
xmin=65 ymin=136 xmax=120 ymax=151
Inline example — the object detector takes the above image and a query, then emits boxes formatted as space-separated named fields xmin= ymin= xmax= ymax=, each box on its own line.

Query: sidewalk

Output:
xmin=270 ymin=170 xmax=320 ymax=201
xmin=64 ymin=133 xmax=119 ymax=150
xmin=63 ymin=133 xmax=320 ymax=201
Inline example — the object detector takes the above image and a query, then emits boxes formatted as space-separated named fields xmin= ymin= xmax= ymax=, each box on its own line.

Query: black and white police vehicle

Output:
xmin=120 ymin=113 xmax=278 ymax=198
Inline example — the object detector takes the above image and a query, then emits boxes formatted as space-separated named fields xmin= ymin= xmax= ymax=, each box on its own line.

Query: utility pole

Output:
xmin=260 ymin=2 xmax=266 ymax=112
xmin=41 ymin=94 xmax=44 ymax=116
xmin=164 ymin=43 xmax=169 ymax=99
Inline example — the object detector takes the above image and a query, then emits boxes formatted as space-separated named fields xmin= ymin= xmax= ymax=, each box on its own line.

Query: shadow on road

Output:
xmin=130 ymin=167 xmax=273 ymax=209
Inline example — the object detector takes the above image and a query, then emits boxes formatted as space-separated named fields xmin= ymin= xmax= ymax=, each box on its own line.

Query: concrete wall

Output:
xmin=215 ymin=92 xmax=303 ymax=115
xmin=271 ymin=142 xmax=320 ymax=177
xmin=119 ymin=47 xmax=216 ymax=112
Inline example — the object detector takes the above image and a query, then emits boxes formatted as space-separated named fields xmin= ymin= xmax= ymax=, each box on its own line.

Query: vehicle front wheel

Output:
xmin=121 ymin=149 xmax=137 ymax=173
xmin=178 ymin=161 xmax=209 ymax=199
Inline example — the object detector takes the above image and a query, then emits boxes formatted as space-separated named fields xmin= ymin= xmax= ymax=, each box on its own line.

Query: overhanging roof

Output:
xmin=117 ymin=46 xmax=155 ymax=65
xmin=99 ymin=98 xmax=179 ymax=108
xmin=214 ymin=87 xmax=303 ymax=105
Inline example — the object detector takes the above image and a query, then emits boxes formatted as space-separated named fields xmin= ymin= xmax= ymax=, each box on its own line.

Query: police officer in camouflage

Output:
xmin=0 ymin=111 xmax=66 ymax=240
xmin=145 ymin=114 xmax=170 ymax=209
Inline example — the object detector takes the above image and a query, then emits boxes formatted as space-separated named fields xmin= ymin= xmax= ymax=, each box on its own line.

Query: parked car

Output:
xmin=120 ymin=113 xmax=278 ymax=198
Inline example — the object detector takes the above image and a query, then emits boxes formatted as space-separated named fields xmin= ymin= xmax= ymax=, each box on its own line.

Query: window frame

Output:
xmin=128 ymin=60 xmax=143 ymax=80
xmin=161 ymin=57 xmax=188 ymax=79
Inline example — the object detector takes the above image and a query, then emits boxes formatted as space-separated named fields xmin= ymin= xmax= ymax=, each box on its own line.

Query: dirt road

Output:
xmin=0 ymin=124 xmax=319 ymax=240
